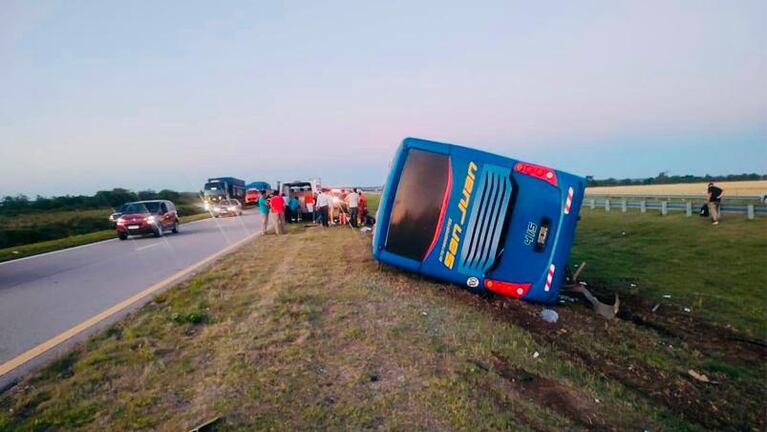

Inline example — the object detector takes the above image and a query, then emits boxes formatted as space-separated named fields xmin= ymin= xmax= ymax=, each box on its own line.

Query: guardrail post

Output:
xmin=661 ymin=201 xmax=668 ymax=216
xmin=685 ymin=202 xmax=692 ymax=217
xmin=620 ymin=200 xmax=627 ymax=212
xmin=590 ymin=199 xmax=595 ymax=209
xmin=605 ymin=199 xmax=610 ymax=212
xmin=747 ymin=204 xmax=755 ymax=220
xmin=640 ymin=200 xmax=646 ymax=213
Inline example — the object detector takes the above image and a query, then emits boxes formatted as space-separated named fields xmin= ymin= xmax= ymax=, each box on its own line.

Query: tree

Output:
xmin=137 ymin=190 xmax=157 ymax=201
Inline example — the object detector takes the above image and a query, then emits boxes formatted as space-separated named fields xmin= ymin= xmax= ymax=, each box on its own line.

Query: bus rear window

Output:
xmin=385 ymin=149 xmax=450 ymax=261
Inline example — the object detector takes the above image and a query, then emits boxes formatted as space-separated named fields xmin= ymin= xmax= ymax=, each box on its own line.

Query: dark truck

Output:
xmin=203 ymin=177 xmax=246 ymax=210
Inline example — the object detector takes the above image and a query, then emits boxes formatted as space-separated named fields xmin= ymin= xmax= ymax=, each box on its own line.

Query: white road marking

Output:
xmin=134 ymin=243 xmax=162 ymax=251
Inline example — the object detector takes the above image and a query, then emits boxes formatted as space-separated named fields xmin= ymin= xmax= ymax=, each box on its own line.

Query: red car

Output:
xmin=116 ymin=200 xmax=180 ymax=240
xmin=244 ymin=189 xmax=262 ymax=205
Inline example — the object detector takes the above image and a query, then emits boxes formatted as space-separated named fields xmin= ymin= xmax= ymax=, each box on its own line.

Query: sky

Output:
xmin=1 ymin=0 xmax=765 ymax=197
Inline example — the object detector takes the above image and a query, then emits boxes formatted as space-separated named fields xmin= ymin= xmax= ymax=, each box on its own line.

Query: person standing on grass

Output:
xmin=257 ymin=190 xmax=270 ymax=235
xmin=305 ymin=191 xmax=315 ymax=223
xmin=345 ymin=188 xmax=360 ymax=228
xmin=358 ymin=189 xmax=367 ymax=226
xmin=288 ymin=194 xmax=300 ymax=222
xmin=270 ymin=192 xmax=286 ymax=234
xmin=316 ymin=189 xmax=330 ymax=227
xmin=707 ymin=182 xmax=723 ymax=225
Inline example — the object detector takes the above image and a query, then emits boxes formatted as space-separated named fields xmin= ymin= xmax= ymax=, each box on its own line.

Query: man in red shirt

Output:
xmin=358 ymin=190 xmax=368 ymax=226
xmin=269 ymin=192 xmax=286 ymax=235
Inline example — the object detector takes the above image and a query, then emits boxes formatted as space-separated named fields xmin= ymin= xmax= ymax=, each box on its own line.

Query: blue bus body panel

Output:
xmin=372 ymin=137 xmax=586 ymax=304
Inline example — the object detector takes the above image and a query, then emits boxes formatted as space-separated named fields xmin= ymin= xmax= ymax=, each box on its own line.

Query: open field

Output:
xmin=0 ymin=213 xmax=211 ymax=263
xmin=587 ymin=180 xmax=767 ymax=197
xmin=573 ymin=209 xmax=766 ymax=337
xmin=1 ymin=212 xmax=764 ymax=431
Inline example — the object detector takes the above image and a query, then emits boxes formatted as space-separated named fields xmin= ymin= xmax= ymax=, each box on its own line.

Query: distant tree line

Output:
xmin=587 ymin=172 xmax=765 ymax=187
xmin=0 ymin=188 xmax=196 ymax=215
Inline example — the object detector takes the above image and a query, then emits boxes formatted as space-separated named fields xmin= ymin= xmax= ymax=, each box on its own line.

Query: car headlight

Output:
xmin=146 ymin=216 xmax=157 ymax=223
xmin=117 ymin=217 xmax=126 ymax=225
xmin=228 ymin=206 xmax=236 ymax=211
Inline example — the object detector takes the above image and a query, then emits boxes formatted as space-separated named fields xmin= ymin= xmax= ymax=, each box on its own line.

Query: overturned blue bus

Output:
xmin=372 ymin=138 xmax=586 ymax=303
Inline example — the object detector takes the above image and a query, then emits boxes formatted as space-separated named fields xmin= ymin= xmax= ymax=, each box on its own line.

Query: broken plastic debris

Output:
xmin=688 ymin=369 xmax=710 ymax=383
xmin=539 ymin=309 xmax=559 ymax=323
xmin=532 ymin=351 xmax=540 ymax=359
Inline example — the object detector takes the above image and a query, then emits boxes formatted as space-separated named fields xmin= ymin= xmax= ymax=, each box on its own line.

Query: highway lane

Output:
xmin=0 ymin=210 xmax=264 ymax=379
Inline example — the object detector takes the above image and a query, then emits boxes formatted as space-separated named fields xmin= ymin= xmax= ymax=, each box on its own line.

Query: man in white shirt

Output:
xmin=316 ymin=189 xmax=330 ymax=227
xmin=345 ymin=189 xmax=360 ymax=227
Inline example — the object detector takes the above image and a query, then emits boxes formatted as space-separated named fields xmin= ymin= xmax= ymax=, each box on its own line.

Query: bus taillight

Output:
xmin=514 ymin=162 xmax=558 ymax=187
xmin=484 ymin=279 xmax=531 ymax=298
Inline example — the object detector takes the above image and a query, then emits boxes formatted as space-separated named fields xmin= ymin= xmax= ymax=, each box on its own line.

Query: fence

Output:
xmin=583 ymin=194 xmax=765 ymax=219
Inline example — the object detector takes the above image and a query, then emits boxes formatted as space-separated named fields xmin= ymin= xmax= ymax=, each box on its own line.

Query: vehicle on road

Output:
xmin=108 ymin=204 xmax=128 ymax=225
xmin=211 ymin=199 xmax=243 ymax=217
xmin=116 ymin=200 xmax=180 ymax=240
xmin=372 ymin=137 xmax=586 ymax=304
xmin=244 ymin=181 xmax=273 ymax=205
xmin=203 ymin=177 xmax=246 ymax=210
xmin=279 ymin=179 xmax=321 ymax=219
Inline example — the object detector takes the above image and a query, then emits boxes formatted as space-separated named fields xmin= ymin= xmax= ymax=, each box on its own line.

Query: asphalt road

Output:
xmin=0 ymin=210 xmax=265 ymax=382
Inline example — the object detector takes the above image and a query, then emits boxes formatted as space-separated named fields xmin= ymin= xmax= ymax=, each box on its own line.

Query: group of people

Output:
xmin=313 ymin=188 xmax=370 ymax=228
xmin=256 ymin=187 xmax=372 ymax=235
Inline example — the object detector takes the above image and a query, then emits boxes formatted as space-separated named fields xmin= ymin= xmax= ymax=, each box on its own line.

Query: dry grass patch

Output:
xmin=587 ymin=180 xmax=767 ymax=197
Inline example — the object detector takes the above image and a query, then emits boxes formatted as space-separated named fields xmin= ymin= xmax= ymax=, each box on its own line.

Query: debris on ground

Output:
xmin=359 ymin=226 xmax=372 ymax=233
xmin=532 ymin=351 xmax=540 ymax=359
xmin=540 ymin=309 xmax=559 ymax=323
xmin=651 ymin=304 xmax=660 ymax=313
xmin=563 ymin=262 xmax=619 ymax=319
xmin=188 ymin=416 xmax=223 ymax=432
xmin=688 ymin=369 xmax=710 ymax=383
xmin=684 ymin=307 xmax=692 ymax=313
xmin=663 ymin=294 xmax=672 ymax=299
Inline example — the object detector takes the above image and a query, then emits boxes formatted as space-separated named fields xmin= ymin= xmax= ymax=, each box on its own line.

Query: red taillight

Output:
xmin=484 ymin=279 xmax=531 ymax=298
xmin=514 ymin=162 xmax=558 ymax=186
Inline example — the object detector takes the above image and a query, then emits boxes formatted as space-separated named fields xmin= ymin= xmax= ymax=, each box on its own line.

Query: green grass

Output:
xmin=571 ymin=208 xmax=767 ymax=337
xmin=0 ymin=213 xmax=211 ymax=263
xmin=364 ymin=192 xmax=380 ymax=214
xmin=2 ymin=221 xmax=763 ymax=430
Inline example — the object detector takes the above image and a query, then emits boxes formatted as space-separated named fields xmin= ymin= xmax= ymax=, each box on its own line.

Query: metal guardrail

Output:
xmin=583 ymin=195 xmax=765 ymax=219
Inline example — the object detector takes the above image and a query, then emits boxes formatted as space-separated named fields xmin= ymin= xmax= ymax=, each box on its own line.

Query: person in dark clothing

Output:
xmin=707 ymin=182 xmax=723 ymax=224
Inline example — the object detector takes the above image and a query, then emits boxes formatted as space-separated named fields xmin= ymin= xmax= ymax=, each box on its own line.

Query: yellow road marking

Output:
xmin=0 ymin=232 xmax=259 ymax=377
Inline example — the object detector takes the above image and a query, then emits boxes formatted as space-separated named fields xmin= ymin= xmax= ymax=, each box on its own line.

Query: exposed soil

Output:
xmin=488 ymin=352 xmax=608 ymax=431
xmin=448 ymin=281 xmax=766 ymax=431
